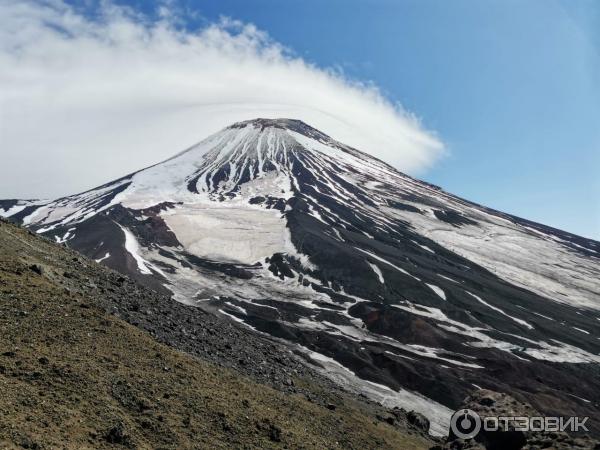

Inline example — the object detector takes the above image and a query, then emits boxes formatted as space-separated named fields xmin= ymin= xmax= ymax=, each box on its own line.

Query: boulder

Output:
xmin=434 ymin=389 xmax=599 ymax=450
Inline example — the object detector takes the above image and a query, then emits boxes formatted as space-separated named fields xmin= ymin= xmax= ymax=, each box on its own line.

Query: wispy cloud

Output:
xmin=0 ymin=0 xmax=444 ymax=198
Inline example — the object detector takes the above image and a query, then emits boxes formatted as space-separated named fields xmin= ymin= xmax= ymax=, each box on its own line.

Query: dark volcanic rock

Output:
xmin=435 ymin=389 xmax=600 ymax=450
xmin=28 ymin=264 xmax=43 ymax=275
xmin=408 ymin=410 xmax=431 ymax=433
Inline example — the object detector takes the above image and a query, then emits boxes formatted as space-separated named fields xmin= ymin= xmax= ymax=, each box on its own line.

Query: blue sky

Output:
xmin=17 ymin=1 xmax=600 ymax=238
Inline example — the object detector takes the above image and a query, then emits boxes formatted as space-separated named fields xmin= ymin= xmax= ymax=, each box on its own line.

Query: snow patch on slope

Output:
xmin=384 ymin=203 xmax=600 ymax=311
xmin=95 ymin=252 xmax=110 ymax=263
xmin=367 ymin=261 xmax=385 ymax=284
xmin=465 ymin=291 xmax=533 ymax=329
xmin=426 ymin=283 xmax=446 ymax=300
xmin=119 ymin=225 xmax=152 ymax=275
xmin=301 ymin=347 xmax=453 ymax=436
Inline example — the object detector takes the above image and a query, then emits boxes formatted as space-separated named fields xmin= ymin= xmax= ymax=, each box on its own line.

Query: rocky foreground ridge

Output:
xmin=0 ymin=217 xmax=435 ymax=449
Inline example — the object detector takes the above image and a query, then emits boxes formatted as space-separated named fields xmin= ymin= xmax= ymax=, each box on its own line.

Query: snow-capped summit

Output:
xmin=2 ymin=119 xmax=599 ymax=436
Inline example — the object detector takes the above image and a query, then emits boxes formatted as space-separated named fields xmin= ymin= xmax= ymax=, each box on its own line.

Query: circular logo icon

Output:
xmin=450 ymin=409 xmax=481 ymax=439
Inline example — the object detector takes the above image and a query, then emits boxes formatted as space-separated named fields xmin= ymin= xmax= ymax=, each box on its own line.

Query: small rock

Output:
xmin=407 ymin=410 xmax=430 ymax=433
xmin=104 ymin=423 xmax=130 ymax=445
xmin=29 ymin=264 xmax=43 ymax=275
xmin=478 ymin=396 xmax=495 ymax=407
xmin=19 ymin=437 xmax=40 ymax=449
xmin=269 ymin=424 xmax=282 ymax=442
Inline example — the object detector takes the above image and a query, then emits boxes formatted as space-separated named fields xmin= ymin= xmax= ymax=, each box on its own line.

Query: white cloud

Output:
xmin=0 ymin=0 xmax=444 ymax=199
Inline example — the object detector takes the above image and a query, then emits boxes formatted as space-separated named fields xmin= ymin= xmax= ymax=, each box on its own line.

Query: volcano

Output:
xmin=2 ymin=118 xmax=599 ymax=436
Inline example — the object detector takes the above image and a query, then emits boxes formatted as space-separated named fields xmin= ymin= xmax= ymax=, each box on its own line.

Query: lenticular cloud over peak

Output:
xmin=0 ymin=0 xmax=444 ymax=199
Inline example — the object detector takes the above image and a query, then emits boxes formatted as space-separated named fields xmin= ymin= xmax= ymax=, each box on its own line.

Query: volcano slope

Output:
xmin=2 ymin=118 xmax=599 ymax=436
xmin=0 ymin=218 xmax=435 ymax=449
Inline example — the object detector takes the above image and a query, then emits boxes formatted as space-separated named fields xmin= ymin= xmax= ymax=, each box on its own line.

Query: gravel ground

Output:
xmin=0 ymin=218 xmax=435 ymax=449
